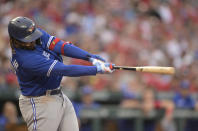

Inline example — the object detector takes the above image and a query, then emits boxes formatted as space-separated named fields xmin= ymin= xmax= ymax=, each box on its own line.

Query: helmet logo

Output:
xmin=28 ymin=26 xmax=35 ymax=33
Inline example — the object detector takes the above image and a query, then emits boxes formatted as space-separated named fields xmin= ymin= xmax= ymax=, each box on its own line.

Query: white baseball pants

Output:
xmin=19 ymin=92 xmax=79 ymax=131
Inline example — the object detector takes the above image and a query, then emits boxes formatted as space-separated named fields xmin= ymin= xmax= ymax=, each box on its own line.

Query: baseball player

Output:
xmin=8 ymin=16 xmax=114 ymax=131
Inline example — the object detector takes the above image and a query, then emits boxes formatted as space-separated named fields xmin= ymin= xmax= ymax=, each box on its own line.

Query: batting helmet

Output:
xmin=8 ymin=16 xmax=42 ymax=43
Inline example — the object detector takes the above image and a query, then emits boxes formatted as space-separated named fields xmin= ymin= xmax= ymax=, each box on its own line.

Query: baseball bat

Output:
xmin=113 ymin=66 xmax=175 ymax=75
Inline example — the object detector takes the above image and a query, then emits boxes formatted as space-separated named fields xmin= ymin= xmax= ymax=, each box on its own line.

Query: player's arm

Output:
xmin=47 ymin=37 xmax=105 ymax=62
xmin=21 ymin=55 xmax=112 ymax=77
xmin=39 ymin=29 xmax=105 ymax=61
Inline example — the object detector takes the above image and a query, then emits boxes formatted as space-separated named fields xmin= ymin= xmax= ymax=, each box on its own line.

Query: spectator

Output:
xmin=173 ymin=80 xmax=198 ymax=131
xmin=173 ymin=80 xmax=195 ymax=109
xmin=119 ymin=88 xmax=160 ymax=131
xmin=0 ymin=101 xmax=20 ymax=131
xmin=140 ymin=88 xmax=159 ymax=131
xmin=73 ymin=86 xmax=100 ymax=131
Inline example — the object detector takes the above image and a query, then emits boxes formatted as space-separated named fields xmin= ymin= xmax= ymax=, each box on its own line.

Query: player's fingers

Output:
xmin=90 ymin=58 xmax=104 ymax=66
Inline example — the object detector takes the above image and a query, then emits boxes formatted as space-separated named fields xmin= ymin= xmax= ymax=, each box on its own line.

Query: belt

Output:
xmin=21 ymin=88 xmax=62 ymax=97
xmin=45 ymin=89 xmax=61 ymax=96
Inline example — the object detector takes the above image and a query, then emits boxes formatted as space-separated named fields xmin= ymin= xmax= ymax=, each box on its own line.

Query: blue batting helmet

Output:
xmin=8 ymin=16 xmax=42 ymax=42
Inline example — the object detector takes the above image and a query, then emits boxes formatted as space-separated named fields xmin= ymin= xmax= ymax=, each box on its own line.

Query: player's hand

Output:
xmin=89 ymin=54 xmax=106 ymax=62
xmin=89 ymin=58 xmax=104 ymax=66
xmin=90 ymin=58 xmax=114 ymax=73
xmin=97 ymin=62 xmax=115 ymax=74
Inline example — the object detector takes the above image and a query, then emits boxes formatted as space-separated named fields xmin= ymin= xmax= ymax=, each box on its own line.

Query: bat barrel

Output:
xmin=136 ymin=66 xmax=175 ymax=75
xmin=113 ymin=66 xmax=175 ymax=75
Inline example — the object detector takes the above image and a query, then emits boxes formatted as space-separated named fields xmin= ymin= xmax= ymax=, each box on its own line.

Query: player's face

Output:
xmin=14 ymin=39 xmax=36 ymax=50
xmin=22 ymin=41 xmax=36 ymax=50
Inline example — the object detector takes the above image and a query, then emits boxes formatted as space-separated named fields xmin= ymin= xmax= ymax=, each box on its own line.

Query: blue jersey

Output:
xmin=11 ymin=29 xmax=97 ymax=96
xmin=173 ymin=93 xmax=195 ymax=109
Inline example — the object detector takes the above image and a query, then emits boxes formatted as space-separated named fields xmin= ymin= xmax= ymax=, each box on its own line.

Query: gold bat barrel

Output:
xmin=135 ymin=66 xmax=175 ymax=75
xmin=113 ymin=66 xmax=175 ymax=75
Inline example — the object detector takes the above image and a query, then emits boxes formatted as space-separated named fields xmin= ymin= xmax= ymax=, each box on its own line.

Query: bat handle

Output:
xmin=113 ymin=66 xmax=120 ymax=69
xmin=112 ymin=66 xmax=136 ymax=71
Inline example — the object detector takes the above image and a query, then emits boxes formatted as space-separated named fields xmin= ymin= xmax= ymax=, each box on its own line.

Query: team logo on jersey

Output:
xmin=42 ymin=51 xmax=50 ymax=60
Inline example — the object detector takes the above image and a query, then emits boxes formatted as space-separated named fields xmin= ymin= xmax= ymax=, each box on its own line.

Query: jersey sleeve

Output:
xmin=39 ymin=28 xmax=92 ymax=61
xmin=47 ymin=37 xmax=93 ymax=60
xmin=21 ymin=55 xmax=97 ymax=77
xmin=39 ymin=28 xmax=55 ymax=50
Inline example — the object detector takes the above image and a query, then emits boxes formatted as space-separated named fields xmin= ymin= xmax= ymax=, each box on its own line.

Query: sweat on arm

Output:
xmin=48 ymin=37 xmax=92 ymax=61
xmin=21 ymin=54 xmax=97 ymax=77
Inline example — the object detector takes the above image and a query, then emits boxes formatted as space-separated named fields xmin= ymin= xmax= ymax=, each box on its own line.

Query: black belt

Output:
xmin=22 ymin=89 xmax=62 ymax=97
xmin=44 ymin=89 xmax=61 ymax=96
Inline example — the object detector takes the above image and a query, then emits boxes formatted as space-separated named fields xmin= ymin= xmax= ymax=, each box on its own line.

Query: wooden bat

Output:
xmin=113 ymin=66 xmax=175 ymax=75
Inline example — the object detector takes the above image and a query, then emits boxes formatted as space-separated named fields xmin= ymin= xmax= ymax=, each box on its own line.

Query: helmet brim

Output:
xmin=18 ymin=28 xmax=43 ymax=43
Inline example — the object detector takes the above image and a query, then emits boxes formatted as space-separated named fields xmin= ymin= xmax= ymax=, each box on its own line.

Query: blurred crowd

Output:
xmin=1 ymin=0 xmax=198 ymax=131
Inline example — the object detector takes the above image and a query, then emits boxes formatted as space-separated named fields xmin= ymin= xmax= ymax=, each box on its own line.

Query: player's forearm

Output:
xmin=52 ymin=42 xmax=92 ymax=61
xmin=52 ymin=64 xmax=97 ymax=77
xmin=62 ymin=44 xmax=92 ymax=60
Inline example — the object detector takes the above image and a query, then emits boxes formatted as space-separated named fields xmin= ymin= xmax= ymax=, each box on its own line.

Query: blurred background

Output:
xmin=1 ymin=0 xmax=198 ymax=131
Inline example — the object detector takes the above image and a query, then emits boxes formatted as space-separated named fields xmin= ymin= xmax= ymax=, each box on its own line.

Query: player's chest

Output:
xmin=42 ymin=50 xmax=51 ymax=60
xmin=37 ymin=47 xmax=62 ymax=61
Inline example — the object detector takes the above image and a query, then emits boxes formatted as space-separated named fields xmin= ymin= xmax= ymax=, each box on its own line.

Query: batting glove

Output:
xmin=96 ymin=62 xmax=115 ymax=74
xmin=89 ymin=58 xmax=114 ymax=73
xmin=89 ymin=54 xmax=106 ymax=62
xmin=89 ymin=58 xmax=104 ymax=66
